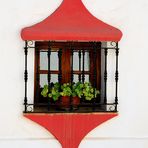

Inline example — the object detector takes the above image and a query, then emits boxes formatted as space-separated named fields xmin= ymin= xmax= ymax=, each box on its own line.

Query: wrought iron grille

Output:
xmin=23 ymin=41 xmax=119 ymax=113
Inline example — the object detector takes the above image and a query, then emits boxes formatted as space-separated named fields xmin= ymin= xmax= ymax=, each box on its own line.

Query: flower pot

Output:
xmin=61 ymin=96 xmax=70 ymax=110
xmin=72 ymin=96 xmax=80 ymax=110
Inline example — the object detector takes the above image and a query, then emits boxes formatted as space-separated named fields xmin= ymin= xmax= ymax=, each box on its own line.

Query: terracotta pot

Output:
xmin=61 ymin=96 xmax=70 ymax=109
xmin=72 ymin=96 xmax=80 ymax=109
xmin=57 ymin=96 xmax=80 ymax=111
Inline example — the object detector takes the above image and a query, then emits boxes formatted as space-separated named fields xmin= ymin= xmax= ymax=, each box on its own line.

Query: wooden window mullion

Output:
xmin=61 ymin=48 xmax=71 ymax=83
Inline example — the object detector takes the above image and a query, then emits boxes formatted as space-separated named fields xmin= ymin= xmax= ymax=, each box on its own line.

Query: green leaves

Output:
xmin=49 ymin=87 xmax=60 ymax=101
xmin=41 ymin=85 xmax=48 ymax=97
xmin=41 ymin=82 xmax=100 ymax=101
xmin=41 ymin=83 xmax=60 ymax=101
xmin=72 ymin=82 xmax=83 ymax=98
xmin=60 ymin=83 xmax=72 ymax=97
xmin=83 ymin=82 xmax=100 ymax=101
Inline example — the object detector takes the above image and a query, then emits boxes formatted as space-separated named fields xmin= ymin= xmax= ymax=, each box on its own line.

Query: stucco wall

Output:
xmin=0 ymin=0 xmax=148 ymax=147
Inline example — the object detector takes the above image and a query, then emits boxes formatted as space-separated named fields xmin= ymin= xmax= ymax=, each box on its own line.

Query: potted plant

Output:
xmin=60 ymin=83 xmax=72 ymax=109
xmin=71 ymin=82 xmax=84 ymax=109
xmin=41 ymin=82 xmax=100 ymax=110
xmin=82 ymin=82 xmax=100 ymax=101
xmin=41 ymin=82 xmax=61 ymax=102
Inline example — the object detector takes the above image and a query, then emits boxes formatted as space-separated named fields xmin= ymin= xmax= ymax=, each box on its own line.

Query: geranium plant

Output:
xmin=60 ymin=83 xmax=72 ymax=97
xmin=41 ymin=82 xmax=60 ymax=101
xmin=41 ymin=82 xmax=100 ymax=108
xmin=72 ymin=82 xmax=84 ymax=98
xmin=83 ymin=82 xmax=100 ymax=101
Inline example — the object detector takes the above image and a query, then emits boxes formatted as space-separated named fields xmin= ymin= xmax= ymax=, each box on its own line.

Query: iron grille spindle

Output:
xmin=78 ymin=50 xmax=81 ymax=81
xmin=70 ymin=45 xmax=74 ymax=110
xmin=97 ymin=42 xmax=102 ymax=104
xmin=115 ymin=42 xmax=119 ymax=111
xmin=24 ymin=41 xmax=28 ymax=113
xmin=104 ymin=48 xmax=108 ymax=104
xmin=47 ymin=41 xmax=51 ymax=111
xmin=58 ymin=48 xmax=62 ymax=84
xmin=71 ymin=48 xmax=74 ymax=83
xmin=36 ymin=46 xmax=40 ymax=107
xmin=82 ymin=49 xmax=85 ymax=83
xmin=92 ymin=42 xmax=97 ymax=110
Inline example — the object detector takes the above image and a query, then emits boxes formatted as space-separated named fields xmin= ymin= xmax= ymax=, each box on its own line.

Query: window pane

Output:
xmin=40 ymin=51 xmax=58 ymax=70
xmin=40 ymin=74 xmax=58 ymax=88
xmin=51 ymin=74 xmax=58 ymax=83
xmin=73 ymin=51 xmax=90 ymax=71
xmin=73 ymin=74 xmax=89 ymax=83
xmin=73 ymin=74 xmax=79 ymax=83
xmin=84 ymin=52 xmax=89 ymax=71
xmin=50 ymin=52 xmax=58 ymax=70
xmin=84 ymin=75 xmax=89 ymax=82
xmin=40 ymin=74 xmax=48 ymax=87
xmin=73 ymin=52 xmax=79 ymax=70
xmin=40 ymin=52 xmax=48 ymax=70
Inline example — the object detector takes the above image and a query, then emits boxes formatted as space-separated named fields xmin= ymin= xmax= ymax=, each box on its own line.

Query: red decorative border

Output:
xmin=24 ymin=113 xmax=117 ymax=148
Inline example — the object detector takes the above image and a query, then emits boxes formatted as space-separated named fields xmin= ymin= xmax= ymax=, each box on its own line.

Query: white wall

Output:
xmin=0 ymin=0 xmax=148 ymax=147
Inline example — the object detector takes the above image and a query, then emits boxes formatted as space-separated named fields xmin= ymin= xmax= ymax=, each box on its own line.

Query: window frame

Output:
xmin=34 ymin=41 xmax=101 ymax=107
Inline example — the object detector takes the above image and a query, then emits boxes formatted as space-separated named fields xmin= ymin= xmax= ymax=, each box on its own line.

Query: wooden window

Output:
xmin=34 ymin=41 xmax=101 ymax=111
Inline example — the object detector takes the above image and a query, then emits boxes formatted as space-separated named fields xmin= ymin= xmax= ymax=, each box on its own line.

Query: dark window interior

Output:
xmin=34 ymin=41 xmax=103 ymax=112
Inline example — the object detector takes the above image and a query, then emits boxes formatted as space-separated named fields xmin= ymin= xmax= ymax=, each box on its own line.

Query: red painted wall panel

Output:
xmin=24 ymin=113 xmax=117 ymax=148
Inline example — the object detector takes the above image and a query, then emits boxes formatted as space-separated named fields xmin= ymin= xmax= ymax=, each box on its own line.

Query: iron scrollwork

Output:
xmin=108 ymin=104 xmax=116 ymax=112
xmin=110 ymin=41 xmax=117 ymax=48
xmin=26 ymin=105 xmax=33 ymax=112
xmin=27 ymin=40 xmax=35 ymax=48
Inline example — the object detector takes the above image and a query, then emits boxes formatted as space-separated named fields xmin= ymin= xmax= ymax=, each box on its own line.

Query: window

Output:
xmin=33 ymin=41 xmax=102 ymax=112
xmin=24 ymin=41 xmax=119 ymax=113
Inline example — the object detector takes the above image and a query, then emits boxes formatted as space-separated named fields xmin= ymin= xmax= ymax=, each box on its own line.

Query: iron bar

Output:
xmin=70 ymin=45 xmax=74 ymax=111
xmin=39 ymin=70 xmax=90 ymax=75
xmin=104 ymin=48 xmax=108 ymax=104
xmin=115 ymin=42 xmax=119 ymax=111
xmin=82 ymin=49 xmax=85 ymax=83
xmin=27 ymin=46 xmax=118 ymax=50
xmin=26 ymin=102 xmax=116 ymax=106
xmin=93 ymin=43 xmax=97 ymax=90
xmin=36 ymin=48 xmax=40 ymax=82
xmin=25 ymin=102 xmax=116 ymax=113
xmin=24 ymin=41 xmax=28 ymax=113
xmin=25 ymin=110 xmax=116 ymax=114
xmin=36 ymin=46 xmax=40 ymax=106
xmin=58 ymin=48 xmax=62 ymax=84
xmin=97 ymin=42 xmax=102 ymax=104
xmin=47 ymin=41 xmax=51 ymax=111
xmin=71 ymin=48 xmax=74 ymax=83
xmin=92 ymin=42 xmax=97 ymax=110
xmin=78 ymin=50 xmax=81 ymax=81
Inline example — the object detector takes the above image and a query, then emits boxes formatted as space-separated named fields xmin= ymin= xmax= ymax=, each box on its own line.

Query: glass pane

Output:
xmin=73 ymin=74 xmax=79 ymax=83
xmin=50 ymin=52 xmax=58 ymax=70
xmin=40 ymin=52 xmax=48 ymax=70
xmin=40 ymin=51 xmax=58 ymax=70
xmin=73 ymin=52 xmax=79 ymax=70
xmin=84 ymin=75 xmax=89 ymax=82
xmin=40 ymin=74 xmax=58 ymax=87
xmin=84 ymin=52 xmax=90 ymax=71
xmin=73 ymin=74 xmax=89 ymax=83
xmin=51 ymin=74 xmax=58 ymax=83
xmin=73 ymin=51 xmax=90 ymax=71
xmin=40 ymin=74 xmax=48 ymax=87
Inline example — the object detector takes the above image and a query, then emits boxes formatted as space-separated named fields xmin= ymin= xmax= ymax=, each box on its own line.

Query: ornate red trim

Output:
xmin=24 ymin=113 xmax=117 ymax=148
